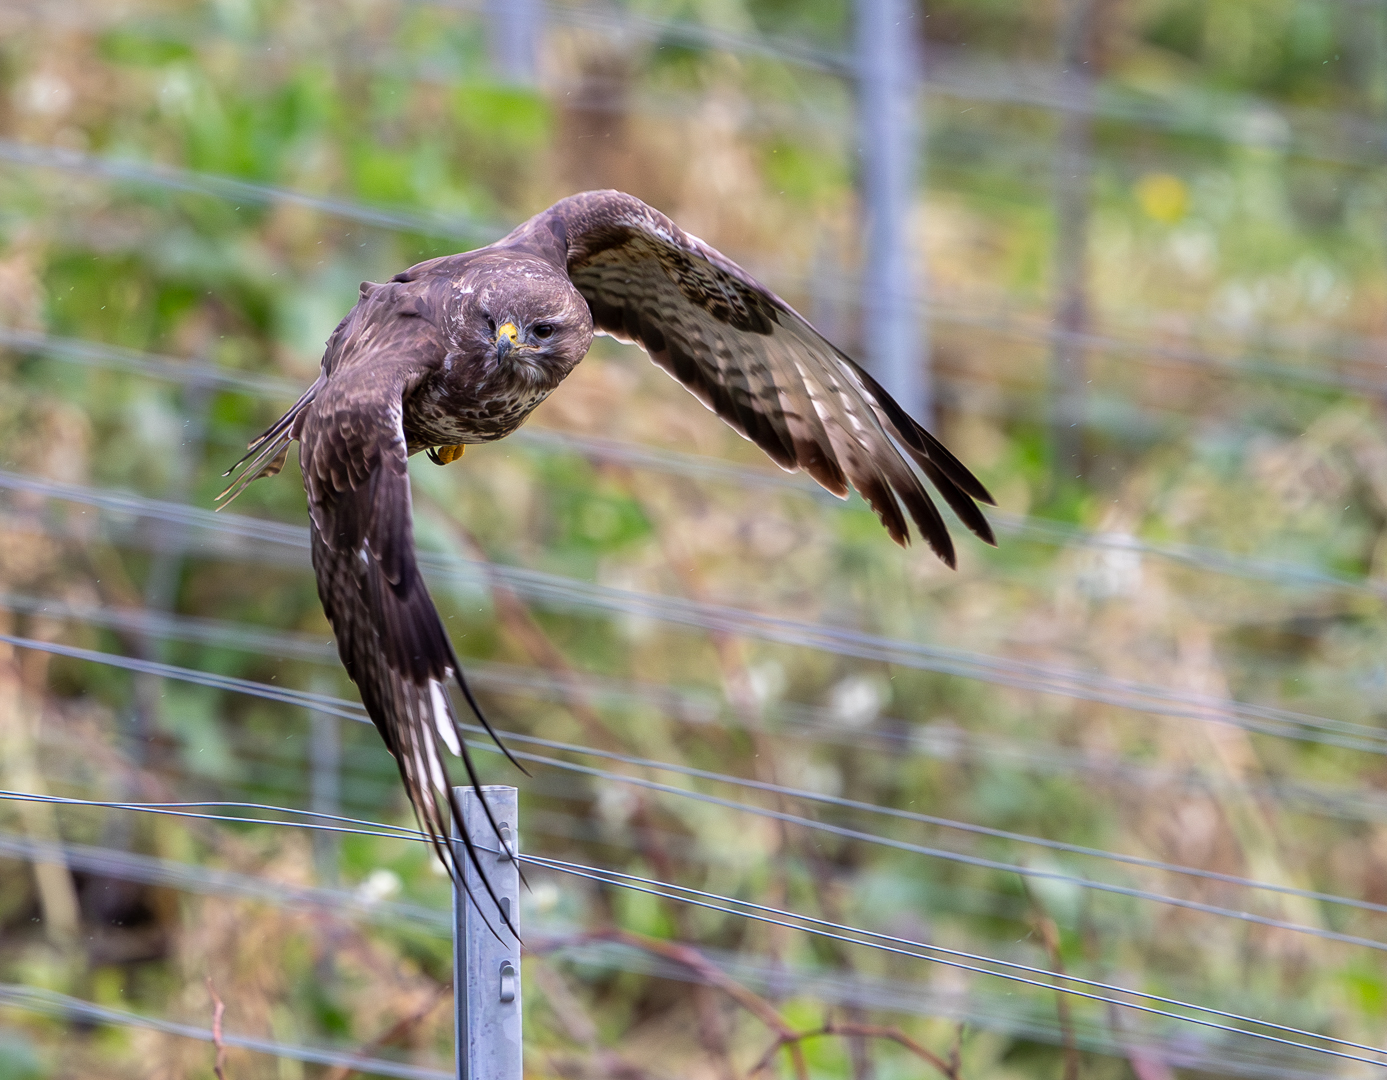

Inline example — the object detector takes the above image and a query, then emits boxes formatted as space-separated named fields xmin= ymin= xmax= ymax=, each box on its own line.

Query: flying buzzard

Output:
xmin=220 ymin=190 xmax=996 ymax=929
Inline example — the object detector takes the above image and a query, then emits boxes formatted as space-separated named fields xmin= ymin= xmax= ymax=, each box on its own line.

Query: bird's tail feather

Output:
xmin=217 ymin=378 xmax=323 ymax=508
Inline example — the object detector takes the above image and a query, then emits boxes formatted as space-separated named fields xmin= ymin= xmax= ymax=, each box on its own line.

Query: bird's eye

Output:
xmin=533 ymin=323 xmax=555 ymax=340
xmin=485 ymin=316 xmax=496 ymax=335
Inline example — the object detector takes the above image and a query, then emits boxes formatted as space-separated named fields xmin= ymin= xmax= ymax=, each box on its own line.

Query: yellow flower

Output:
xmin=1136 ymin=172 xmax=1188 ymax=223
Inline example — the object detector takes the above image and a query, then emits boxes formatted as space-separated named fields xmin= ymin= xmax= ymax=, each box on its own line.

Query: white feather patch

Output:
xmin=424 ymin=736 xmax=448 ymax=793
xmin=430 ymin=679 xmax=461 ymax=755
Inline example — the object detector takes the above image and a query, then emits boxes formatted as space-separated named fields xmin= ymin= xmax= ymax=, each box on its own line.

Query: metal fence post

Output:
xmin=1050 ymin=0 xmax=1097 ymax=485
xmin=856 ymin=0 xmax=928 ymax=423
xmin=485 ymin=0 xmax=542 ymax=86
xmin=452 ymin=785 xmax=521 ymax=1080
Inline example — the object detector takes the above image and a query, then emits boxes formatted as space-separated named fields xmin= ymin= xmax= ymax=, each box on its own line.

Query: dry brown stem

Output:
xmin=536 ymin=926 xmax=808 ymax=1079
xmin=1027 ymin=899 xmax=1080 ymax=1080
xmin=748 ymin=1020 xmax=960 ymax=1080
xmin=321 ymin=981 xmax=450 ymax=1080
xmin=539 ymin=927 xmax=959 ymax=1080
xmin=205 ymin=976 xmax=229 ymax=1080
xmin=442 ymin=513 xmax=624 ymax=754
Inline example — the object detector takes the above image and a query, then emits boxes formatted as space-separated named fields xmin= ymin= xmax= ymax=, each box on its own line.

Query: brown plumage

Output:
xmin=220 ymin=190 xmax=997 ymax=931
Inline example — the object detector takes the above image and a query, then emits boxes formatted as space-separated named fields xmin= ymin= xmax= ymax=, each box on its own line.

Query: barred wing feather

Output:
xmin=548 ymin=191 xmax=996 ymax=565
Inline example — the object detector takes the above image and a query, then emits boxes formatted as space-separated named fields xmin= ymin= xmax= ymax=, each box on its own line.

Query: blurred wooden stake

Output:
xmin=1025 ymin=886 xmax=1079 ymax=1080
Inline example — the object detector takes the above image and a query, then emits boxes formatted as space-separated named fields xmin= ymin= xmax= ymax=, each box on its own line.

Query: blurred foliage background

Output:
xmin=3 ymin=0 xmax=1387 ymax=1077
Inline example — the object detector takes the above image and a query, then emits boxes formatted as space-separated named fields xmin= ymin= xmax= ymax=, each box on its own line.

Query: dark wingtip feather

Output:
xmin=916 ymin=459 xmax=997 ymax=547
xmin=891 ymin=472 xmax=957 ymax=568
xmin=453 ymin=659 xmax=531 ymax=778
xmin=852 ymin=468 xmax=910 ymax=548
xmin=444 ymin=761 xmax=523 ymax=944
xmin=842 ymin=355 xmax=998 ymax=508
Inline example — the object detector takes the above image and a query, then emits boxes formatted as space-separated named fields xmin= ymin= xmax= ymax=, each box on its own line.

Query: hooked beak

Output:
xmin=495 ymin=321 xmax=520 ymax=363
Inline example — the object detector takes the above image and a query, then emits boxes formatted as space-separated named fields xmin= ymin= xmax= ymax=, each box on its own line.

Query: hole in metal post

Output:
xmin=499 ymin=960 xmax=517 ymax=1003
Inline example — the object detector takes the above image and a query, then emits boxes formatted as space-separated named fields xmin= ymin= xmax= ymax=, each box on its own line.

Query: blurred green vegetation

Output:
xmin=3 ymin=0 xmax=1387 ymax=1077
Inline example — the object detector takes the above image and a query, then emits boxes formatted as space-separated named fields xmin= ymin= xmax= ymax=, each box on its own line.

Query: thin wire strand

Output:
xmin=0 ymin=624 xmax=1369 ymax=913
xmin=14 ymin=584 xmax=1387 ymax=838
xmin=1 ymin=828 xmax=1324 ymax=1075
xmin=0 ymin=786 xmax=1378 ymax=1067
xmin=6 ymin=625 xmax=1387 ymax=953
xmin=0 ymin=984 xmax=450 ymax=1080
xmin=0 ymin=138 xmax=503 ymax=243
xmin=17 ymin=587 xmax=1387 ymax=905
xmin=6 ymin=468 xmax=1384 ymax=755
xmin=6 ymin=142 xmax=1387 ymax=397
xmin=524 ymin=855 xmax=1387 ymax=1070
xmin=0 ymin=789 xmax=424 ymax=844
xmin=469 ymin=723 xmax=1387 ymax=918
xmin=13 ymin=717 xmax=1316 ymax=948
xmin=481 ymin=741 xmax=1387 ymax=955
xmin=0 ymin=829 xmax=451 ymax=931
xmin=11 ymin=320 xmax=1384 ymax=604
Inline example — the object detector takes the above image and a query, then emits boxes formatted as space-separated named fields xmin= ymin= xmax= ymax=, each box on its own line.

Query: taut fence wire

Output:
xmin=5 ymin=321 xmax=1385 ymax=603
xmin=3 ymin=469 xmax=1384 ymax=753
xmin=0 ymin=984 xmax=451 ymax=1080
xmin=5 ymin=3 xmax=1387 ymax=1074
xmin=5 ymin=142 xmax=1387 ymax=396
xmin=1 ymin=789 xmax=1384 ymax=1072
xmin=5 ymin=625 xmax=1387 ymax=952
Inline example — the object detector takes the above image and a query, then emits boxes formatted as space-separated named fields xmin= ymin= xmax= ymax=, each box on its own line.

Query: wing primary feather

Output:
xmin=390 ymin=681 xmax=515 ymax=944
xmin=889 ymin=470 xmax=957 ymax=568
xmin=446 ymin=647 xmax=532 ymax=778
xmin=850 ymin=466 xmax=910 ymax=548
xmin=916 ymin=458 xmax=997 ymax=546
xmin=843 ymin=357 xmax=997 ymax=506
xmin=902 ymin=417 xmax=997 ymax=506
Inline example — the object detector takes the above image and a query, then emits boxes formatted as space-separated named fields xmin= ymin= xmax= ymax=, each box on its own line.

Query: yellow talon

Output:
xmin=435 ymin=444 xmax=465 ymax=464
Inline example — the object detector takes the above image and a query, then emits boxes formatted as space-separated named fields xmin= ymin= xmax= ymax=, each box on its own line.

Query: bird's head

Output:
xmin=451 ymin=257 xmax=594 ymax=393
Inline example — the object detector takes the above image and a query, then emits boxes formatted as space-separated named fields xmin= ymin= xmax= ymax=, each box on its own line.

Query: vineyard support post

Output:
xmin=453 ymin=785 xmax=521 ymax=1080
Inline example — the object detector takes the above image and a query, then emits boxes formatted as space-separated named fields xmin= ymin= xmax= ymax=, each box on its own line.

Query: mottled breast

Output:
xmin=402 ymin=379 xmax=554 ymax=452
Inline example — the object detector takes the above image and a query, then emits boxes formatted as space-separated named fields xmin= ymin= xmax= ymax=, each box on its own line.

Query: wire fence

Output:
xmin=6 ymin=319 xmax=1386 ymax=604
xmin=0 ymin=837 xmax=1345 ymax=1079
xmin=17 ymin=591 xmax=1387 ymax=839
xmin=8 ymin=622 xmax=1385 ymax=950
xmin=4 ymin=467 xmax=1384 ymax=757
xmin=0 ymin=983 xmax=453 ymax=1080
xmin=8 ymin=598 xmax=1387 ymax=970
xmin=3 ymin=591 xmax=1379 ymax=914
xmin=6 ymin=141 xmax=1386 ymax=401
xmin=1 ymin=789 xmax=1383 ymax=1074
xmin=4 ymin=1 xmax=1387 ymax=1076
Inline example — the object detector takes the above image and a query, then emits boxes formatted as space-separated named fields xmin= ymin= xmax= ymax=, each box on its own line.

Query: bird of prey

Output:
xmin=220 ymin=190 xmax=996 ymax=927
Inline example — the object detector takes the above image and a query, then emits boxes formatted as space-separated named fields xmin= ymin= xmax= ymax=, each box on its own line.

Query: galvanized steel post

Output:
xmin=452 ymin=785 xmax=522 ymax=1080
xmin=486 ymin=0 xmax=542 ymax=86
xmin=856 ymin=0 xmax=928 ymax=423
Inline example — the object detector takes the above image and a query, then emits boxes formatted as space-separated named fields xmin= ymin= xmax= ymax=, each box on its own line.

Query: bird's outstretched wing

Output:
xmin=291 ymin=287 xmax=518 ymax=935
xmin=542 ymin=191 xmax=996 ymax=565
